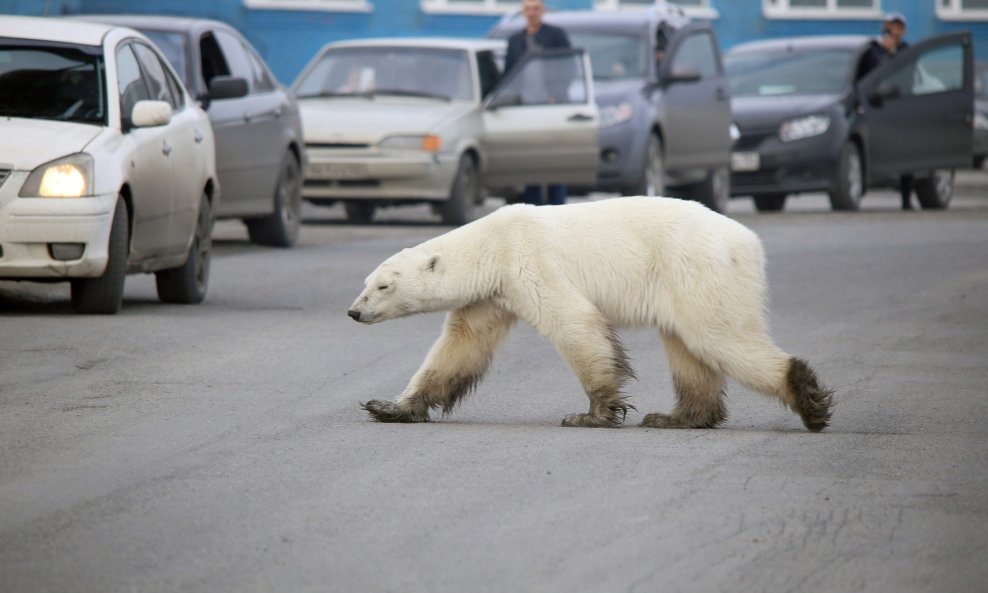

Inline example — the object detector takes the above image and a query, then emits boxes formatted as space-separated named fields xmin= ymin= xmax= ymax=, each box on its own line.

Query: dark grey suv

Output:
xmin=75 ymin=15 xmax=306 ymax=246
xmin=490 ymin=5 xmax=733 ymax=212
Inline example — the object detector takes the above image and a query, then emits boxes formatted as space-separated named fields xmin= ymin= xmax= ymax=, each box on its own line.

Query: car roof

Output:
xmin=69 ymin=14 xmax=233 ymax=34
xmin=323 ymin=37 xmax=505 ymax=52
xmin=728 ymin=35 xmax=873 ymax=54
xmin=494 ymin=5 xmax=689 ymax=31
xmin=0 ymin=14 xmax=118 ymax=46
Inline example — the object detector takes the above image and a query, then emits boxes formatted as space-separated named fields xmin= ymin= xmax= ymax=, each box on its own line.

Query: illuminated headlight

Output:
xmin=598 ymin=101 xmax=634 ymax=128
xmin=730 ymin=122 xmax=741 ymax=143
xmin=974 ymin=113 xmax=988 ymax=131
xmin=19 ymin=153 xmax=94 ymax=198
xmin=378 ymin=134 xmax=442 ymax=152
xmin=779 ymin=115 xmax=831 ymax=142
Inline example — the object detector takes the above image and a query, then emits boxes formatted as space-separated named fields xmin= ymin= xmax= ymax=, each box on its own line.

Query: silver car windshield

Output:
xmin=568 ymin=31 xmax=647 ymax=81
xmin=294 ymin=47 xmax=473 ymax=102
xmin=726 ymin=48 xmax=856 ymax=97
xmin=0 ymin=43 xmax=106 ymax=125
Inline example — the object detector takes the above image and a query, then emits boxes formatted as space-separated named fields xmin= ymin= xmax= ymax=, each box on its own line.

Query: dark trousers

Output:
xmin=900 ymin=174 xmax=915 ymax=209
xmin=522 ymin=184 xmax=567 ymax=206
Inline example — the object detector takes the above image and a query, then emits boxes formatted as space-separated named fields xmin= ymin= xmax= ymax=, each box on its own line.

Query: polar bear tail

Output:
xmin=786 ymin=357 xmax=834 ymax=432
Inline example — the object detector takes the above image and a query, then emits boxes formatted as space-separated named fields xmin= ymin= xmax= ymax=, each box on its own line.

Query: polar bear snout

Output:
xmin=347 ymin=309 xmax=362 ymax=322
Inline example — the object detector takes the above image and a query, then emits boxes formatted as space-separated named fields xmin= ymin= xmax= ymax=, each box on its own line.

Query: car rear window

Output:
xmin=726 ymin=48 xmax=856 ymax=97
xmin=0 ymin=41 xmax=106 ymax=125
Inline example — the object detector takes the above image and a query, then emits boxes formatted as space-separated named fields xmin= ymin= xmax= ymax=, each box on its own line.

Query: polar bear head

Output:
xmin=347 ymin=247 xmax=449 ymax=324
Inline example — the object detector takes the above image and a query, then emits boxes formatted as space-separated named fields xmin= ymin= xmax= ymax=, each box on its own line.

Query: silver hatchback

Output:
xmin=293 ymin=38 xmax=599 ymax=225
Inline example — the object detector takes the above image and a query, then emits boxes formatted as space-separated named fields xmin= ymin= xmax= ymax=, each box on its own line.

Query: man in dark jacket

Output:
xmin=505 ymin=0 xmax=571 ymax=206
xmin=859 ymin=11 xmax=915 ymax=210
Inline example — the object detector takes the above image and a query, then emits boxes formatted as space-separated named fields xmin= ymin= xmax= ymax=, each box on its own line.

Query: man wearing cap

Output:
xmin=860 ymin=12 xmax=916 ymax=209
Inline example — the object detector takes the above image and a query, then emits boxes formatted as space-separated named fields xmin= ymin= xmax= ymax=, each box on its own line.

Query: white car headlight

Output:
xmin=19 ymin=153 xmax=95 ymax=198
xmin=598 ymin=101 xmax=634 ymax=129
xmin=730 ymin=122 xmax=741 ymax=143
xmin=378 ymin=134 xmax=442 ymax=152
xmin=779 ymin=115 xmax=831 ymax=143
xmin=974 ymin=112 xmax=988 ymax=131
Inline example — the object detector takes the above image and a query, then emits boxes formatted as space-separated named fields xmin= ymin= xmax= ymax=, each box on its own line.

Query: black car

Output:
xmin=489 ymin=6 xmax=734 ymax=212
xmin=974 ymin=62 xmax=987 ymax=169
xmin=725 ymin=33 xmax=974 ymax=211
xmin=74 ymin=15 xmax=306 ymax=246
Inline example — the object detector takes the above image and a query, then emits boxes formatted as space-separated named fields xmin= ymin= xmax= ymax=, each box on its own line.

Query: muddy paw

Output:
xmin=361 ymin=400 xmax=428 ymax=423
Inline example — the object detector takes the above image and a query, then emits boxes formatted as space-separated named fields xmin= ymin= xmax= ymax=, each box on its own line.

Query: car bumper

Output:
xmin=0 ymin=171 xmax=116 ymax=278
xmin=730 ymin=131 xmax=840 ymax=197
xmin=301 ymin=148 xmax=459 ymax=201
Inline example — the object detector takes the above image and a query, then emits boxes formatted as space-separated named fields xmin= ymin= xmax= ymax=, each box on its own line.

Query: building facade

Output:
xmin=2 ymin=0 xmax=987 ymax=84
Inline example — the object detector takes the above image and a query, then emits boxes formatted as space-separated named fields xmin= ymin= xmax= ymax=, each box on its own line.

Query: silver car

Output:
xmin=292 ymin=38 xmax=599 ymax=225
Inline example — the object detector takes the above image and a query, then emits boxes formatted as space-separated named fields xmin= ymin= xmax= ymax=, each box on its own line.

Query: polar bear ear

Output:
xmin=424 ymin=254 xmax=441 ymax=273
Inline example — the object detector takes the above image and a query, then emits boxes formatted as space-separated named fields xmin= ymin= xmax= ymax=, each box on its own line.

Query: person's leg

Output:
xmin=547 ymin=184 xmax=568 ymax=205
xmin=900 ymin=174 xmax=915 ymax=210
xmin=522 ymin=185 xmax=545 ymax=205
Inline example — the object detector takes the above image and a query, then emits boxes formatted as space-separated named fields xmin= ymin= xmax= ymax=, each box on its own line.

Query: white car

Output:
xmin=0 ymin=16 xmax=219 ymax=314
xmin=293 ymin=38 xmax=599 ymax=225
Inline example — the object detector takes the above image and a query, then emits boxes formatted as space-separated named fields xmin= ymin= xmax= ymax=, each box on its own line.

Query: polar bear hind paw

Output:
xmin=361 ymin=400 xmax=429 ymax=423
xmin=640 ymin=412 xmax=723 ymax=429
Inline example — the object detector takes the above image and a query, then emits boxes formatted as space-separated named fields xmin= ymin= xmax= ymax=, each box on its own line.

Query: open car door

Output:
xmin=481 ymin=48 xmax=598 ymax=186
xmin=857 ymin=32 xmax=974 ymax=180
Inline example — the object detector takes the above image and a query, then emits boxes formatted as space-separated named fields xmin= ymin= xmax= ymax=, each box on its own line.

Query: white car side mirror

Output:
xmin=131 ymin=100 xmax=173 ymax=128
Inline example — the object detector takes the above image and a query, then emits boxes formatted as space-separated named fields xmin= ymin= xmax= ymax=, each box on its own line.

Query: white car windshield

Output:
xmin=726 ymin=48 xmax=856 ymax=97
xmin=0 ymin=42 xmax=106 ymax=124
xmin=294 ymin=46 xmax=473 ymax=102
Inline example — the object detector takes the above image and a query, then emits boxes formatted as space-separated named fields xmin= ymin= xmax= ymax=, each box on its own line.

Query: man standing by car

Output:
xmin=859 ymin=12 xmax=915 ymax=210
xmin=505 ymin=0 xmax=571 ymax=206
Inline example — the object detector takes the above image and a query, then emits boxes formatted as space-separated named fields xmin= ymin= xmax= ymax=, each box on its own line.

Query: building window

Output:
xmin=420 ymin=0 xmax=517 ymax=14
xmin=763 ymin=0 xmax=881 ymax=19
xmin=594 ymin=0 xmax=719 ymax=19
xmin=243 ymin=0 xmax=372 ymax=12
xmin=937 ymin=0 xmax=988 ymax=21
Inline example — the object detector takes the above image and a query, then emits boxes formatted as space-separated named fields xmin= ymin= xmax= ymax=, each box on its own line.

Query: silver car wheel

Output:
xmin=645 ymin=136 xmax=664 ymax=197
xmin=847 ymin=150 xmax=863 ymax=202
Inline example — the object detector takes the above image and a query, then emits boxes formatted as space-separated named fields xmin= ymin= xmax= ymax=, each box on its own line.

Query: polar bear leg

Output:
xmin=641 ymin=331 xmax=727 ymax=429
xmin=362 ymin=301 xmax=516 ymax=423
xmin=529 ymin=299 xmax=636 ymax=428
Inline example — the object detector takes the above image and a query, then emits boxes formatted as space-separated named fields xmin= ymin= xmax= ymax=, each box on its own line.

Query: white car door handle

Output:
xmin=162 ymin=142 xmax=172 ymax=156
xmin=194 ymin=130 xmax=204 ymax=144
xmin=567 ymin=113 xmax=594 ymax=122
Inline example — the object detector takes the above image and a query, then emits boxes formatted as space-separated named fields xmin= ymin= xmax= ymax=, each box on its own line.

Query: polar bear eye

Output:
xmin=378 ymin=284 xmax=389 ymax=290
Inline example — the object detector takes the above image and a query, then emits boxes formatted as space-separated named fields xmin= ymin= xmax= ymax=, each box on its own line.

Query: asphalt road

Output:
xmin=2 ymin=179 xmax=987 ymax=593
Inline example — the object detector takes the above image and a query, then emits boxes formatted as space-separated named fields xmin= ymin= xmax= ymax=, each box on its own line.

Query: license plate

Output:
xmin=307 ymin=162 xmax=369 ymax=179
xmin=731 ymin=152 xmax=760 ymax=172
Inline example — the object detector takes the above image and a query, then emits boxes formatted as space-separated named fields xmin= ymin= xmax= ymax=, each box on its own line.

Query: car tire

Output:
xmin=915 ymin=169 xmax=954 ymax=210
xmin=829 ymin=142 xmax=864 ymax=211
xmin=753 ymin=193 xmax=788 ymax=212
xmin=71 ymin=196 xmax=128 ymax=315
xmin=440 ymin=154 xmax=479 ymax=226
xmin=687 ymin=166 xmax=730 ymax=213
xmin=246 ymin=152 xmax=302 ymax=247
xmin=621 ymin=134 xmax=664 ymax=197
xmin=156 ymin=193 xmax=212 ymax=304
xmin=344 ymin=200 xmax=376 ymax=224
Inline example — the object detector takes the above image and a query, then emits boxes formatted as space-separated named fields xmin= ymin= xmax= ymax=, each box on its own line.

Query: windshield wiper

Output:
xmin=369 ymin=88 xmax=452 ymax=101
xmin=296 ymin=91 xmax=374 ymax=99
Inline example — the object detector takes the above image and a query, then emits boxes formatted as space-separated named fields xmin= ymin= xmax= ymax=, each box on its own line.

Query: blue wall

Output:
xmin=2 ymin=0 xmax=986 ymax=84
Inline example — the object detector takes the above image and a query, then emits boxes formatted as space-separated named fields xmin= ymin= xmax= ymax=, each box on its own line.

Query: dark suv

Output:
xmin=490 ymin=5 xmax=733 ymax=212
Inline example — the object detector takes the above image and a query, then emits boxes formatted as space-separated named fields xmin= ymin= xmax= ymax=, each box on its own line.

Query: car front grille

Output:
xmin=305 ymin=142 xmax=370 ymax=149
xmin=0 ymin=169 xmax=10 ymax=189
xmin=734 ymin=132 xmax=776 ymax=151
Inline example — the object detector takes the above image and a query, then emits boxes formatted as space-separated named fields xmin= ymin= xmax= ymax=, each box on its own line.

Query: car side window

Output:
xmin=671 ymin=32 xmax=720 ymax=79
xmin=881 ymin=43 xmax=964 ymax=99
xmin=116 ymin=43 xmax=151 ymax=123
xmin=213 ymin=30 xmax=255 ymax=94
xmin=244 ymin=44 xmax=276 ymax=92
xmin=199 ymin=33 xmax=231 ymax=90
xmin=493 ymin=51 xmax=588 ymax=106
xmin=132 ymin=42 xmax=179 ymax=109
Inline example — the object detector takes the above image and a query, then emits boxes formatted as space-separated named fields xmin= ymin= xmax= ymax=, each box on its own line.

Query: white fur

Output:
xmin=350 ymin=197 xmax=804 ymax=426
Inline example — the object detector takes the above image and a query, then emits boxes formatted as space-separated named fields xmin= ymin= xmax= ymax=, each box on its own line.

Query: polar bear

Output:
xmin=347 ymin=197 xmax=833 ymax=431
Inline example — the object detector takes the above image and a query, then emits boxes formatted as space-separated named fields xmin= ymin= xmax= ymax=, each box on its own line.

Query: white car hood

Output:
xmin=298 ymin=98 xmax=472 ymax=144
xmin=0 ymin=118 xmax=104 ymax=170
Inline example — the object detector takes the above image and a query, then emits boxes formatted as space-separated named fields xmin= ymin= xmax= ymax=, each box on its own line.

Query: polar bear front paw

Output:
xmin=561 ymin=412 xmax=624 ymax=428
xmin=361 ymin=400 xmax=429 ymax=423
